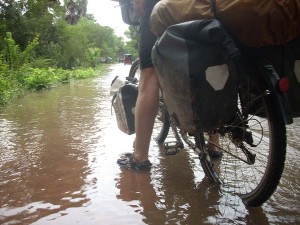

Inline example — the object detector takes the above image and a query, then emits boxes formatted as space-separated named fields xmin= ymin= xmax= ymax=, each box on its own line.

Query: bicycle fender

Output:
xmin=259 ymin=65 xmax=293 ymax=125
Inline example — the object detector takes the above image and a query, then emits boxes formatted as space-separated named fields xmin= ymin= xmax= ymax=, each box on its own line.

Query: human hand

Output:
xmin=133 ymin=0 xmax=145 ymax=17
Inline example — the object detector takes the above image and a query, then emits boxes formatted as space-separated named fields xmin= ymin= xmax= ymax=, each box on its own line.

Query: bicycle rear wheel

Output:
xmin=199 ymin=65 xmax=287 ymax=207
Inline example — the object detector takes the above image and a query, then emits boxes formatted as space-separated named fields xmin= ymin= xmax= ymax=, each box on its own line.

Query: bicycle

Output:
xmin=127 ymin=37 xmax=294 ymax=208
xmin=120 ymin=0 xmax=297 ymax=208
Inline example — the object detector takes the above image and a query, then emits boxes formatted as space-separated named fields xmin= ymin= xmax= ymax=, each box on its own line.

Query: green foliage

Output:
xmin=86 ymin=47 xmax=101 ymax=68
xmin=56 ymin=68 xmax=72 ymax=83
xmin=124 ymin=26 xmax=139 ymax=59
xmin=28 ymin=58 xmax=53 ymax=69
xmin=22 ymin=67 xmax=102 ymax=91
xmin=23 ymin=67 xmax=60 ymax=90
xmin=0 ymin=63 xmax=108 ymax=105
xmin=0 ymin=77 xmax=13 ymax=106
xmin=64 ymin=0 xmax=87 ymax=25
xmin=43 ymin=17 xmax=124 ymax=69
xmin=2 ymin=32 xmax=39 ymax=70
xmin=71 ymin=67 xmax=97 ymax=79
xmin=0 ymin=0 xmax=134 ymax=106
xmin=0 ymin=58 xmax=22 ymax=106
xmin=0 ymin=1 xmax=129 ymax=69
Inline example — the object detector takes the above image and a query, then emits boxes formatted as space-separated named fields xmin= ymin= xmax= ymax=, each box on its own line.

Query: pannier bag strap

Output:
xmin=206 ymin=3 xmax=245 ymax=82
xmin=111 ymin=93 xmax=117 ymax=115
xmin=209 ymin=0 xmax=218 ymax=19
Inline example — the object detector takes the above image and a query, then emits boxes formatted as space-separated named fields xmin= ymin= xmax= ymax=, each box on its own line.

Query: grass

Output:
xmin=0 ymin=64 xmax=110 ymax=106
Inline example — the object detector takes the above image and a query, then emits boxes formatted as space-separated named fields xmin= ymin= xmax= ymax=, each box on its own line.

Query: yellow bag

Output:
xmin=217 ymin=0 xmax=300 ymax=47
xmin=150 ymin=0 xmax=300 ymax=47
xmin=149 ymin=0 xmax=214 ymax=37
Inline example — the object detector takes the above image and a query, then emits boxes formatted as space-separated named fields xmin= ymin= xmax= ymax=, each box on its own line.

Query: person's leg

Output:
xmin=131 ymin=0 xmax=160 ymax=163
xmin=208 ymin=133 xmax=219 ymax=149
xmin=133 ymin=67 xmax=160 ymax=163
xmin=117 ymin=0 xmax=160 ymax=170
xmin=207 ymin=133 xmax=223 ymax=158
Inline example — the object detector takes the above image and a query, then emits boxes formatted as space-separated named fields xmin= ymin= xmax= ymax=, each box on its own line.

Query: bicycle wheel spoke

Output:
xmin=198 ymin=68 xmax=286 ymax=206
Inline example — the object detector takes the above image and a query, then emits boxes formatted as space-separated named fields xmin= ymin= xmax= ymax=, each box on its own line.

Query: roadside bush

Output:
xmin=23 ymin=68 xmax=60 ymax=90
xmin=0 ymin=64 xmax=109 ymax=106
xmin=0 ymin=61 xmax=14 ymax=105
xmin=56 ymin=68 xmax=72 ymax=83
xmin=0 ymin=77 xmax=11 ymax=106
xmin=0 ymin=73 xmax=21 ymax=106
xmin=23 ymin=66 xmax=107 ymax=90
xmin=71 ymin=68 xmax=97 ymax=80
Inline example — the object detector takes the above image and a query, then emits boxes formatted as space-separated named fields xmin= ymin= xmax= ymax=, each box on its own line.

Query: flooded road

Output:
xmin=0 ymin=64 xmax=300 ymax=225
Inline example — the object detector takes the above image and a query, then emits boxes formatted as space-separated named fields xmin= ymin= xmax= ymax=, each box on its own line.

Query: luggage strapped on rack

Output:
xmin=152 ymin=19 xmax=240 ymax=133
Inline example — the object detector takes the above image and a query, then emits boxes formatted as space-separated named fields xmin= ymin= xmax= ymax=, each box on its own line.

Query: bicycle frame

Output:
xmin=125 ymin=17 xmax=292 ymax=207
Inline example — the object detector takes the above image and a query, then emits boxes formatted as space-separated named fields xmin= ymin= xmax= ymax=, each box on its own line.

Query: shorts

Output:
xmin=139 ymin=0 xmax=159 ymax=69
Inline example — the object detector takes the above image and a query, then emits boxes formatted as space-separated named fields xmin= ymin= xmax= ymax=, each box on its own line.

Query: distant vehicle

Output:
xmin=100 ymin=57 xmax=113 ymax=64
xmin=123 ymin=54 xmax=132 ymax=65
xmin=106 ymin=57 xmax=113 ymax=63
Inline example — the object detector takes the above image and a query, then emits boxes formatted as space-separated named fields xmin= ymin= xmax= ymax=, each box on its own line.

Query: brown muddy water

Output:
xmin=0 ymin=64 xmax=299 ymax=225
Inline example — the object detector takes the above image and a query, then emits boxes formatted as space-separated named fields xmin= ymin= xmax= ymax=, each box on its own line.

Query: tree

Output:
xmin=0 ymin=0 xmax=130 ymax=69
xmin=86 ymin=47 xmax=101 ymax=67
xmin=2 ymin=32 xmax=39 ymax=70
xmin=122 ymin=26 xmax=139 ymax=59
xmin=124 ymin=26 xmax=139 ymax=50
xmin=0 ymin=0 xmax=64 ymax=51
xmin=0 ymin=0 xmax=25 ymax=50
xmin=64 ymin=0 xmax=87 ymax=25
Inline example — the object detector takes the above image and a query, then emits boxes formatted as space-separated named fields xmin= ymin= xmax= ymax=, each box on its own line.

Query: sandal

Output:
xmin=117 ymin=153 xmax=152 ymax=171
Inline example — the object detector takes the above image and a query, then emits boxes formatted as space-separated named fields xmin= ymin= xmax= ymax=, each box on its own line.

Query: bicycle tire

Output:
xmin=154 ymin=99 xmax=170 ymax=143
xmin=198 ymin=64 xmax=286 ymax=207
xmin=129 ymin=59 xmax=140 ymax=80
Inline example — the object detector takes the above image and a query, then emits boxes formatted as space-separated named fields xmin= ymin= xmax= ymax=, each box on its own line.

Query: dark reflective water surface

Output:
xmin=1 ymin=64 xmax=299 ymax=225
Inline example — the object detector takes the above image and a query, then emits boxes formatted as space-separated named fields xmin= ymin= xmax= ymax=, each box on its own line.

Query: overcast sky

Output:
xmin=87 ymin=0 xmax=129 ymax=38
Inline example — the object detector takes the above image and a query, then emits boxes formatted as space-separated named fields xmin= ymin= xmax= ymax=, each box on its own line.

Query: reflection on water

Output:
xmin=0 ymin=64 xmax=299 ymax=225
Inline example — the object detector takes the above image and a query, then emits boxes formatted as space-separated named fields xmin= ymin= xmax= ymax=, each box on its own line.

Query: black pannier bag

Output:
xmin=111 ymin=79 xmax=138 ymax=135
xmin=152 ymin=19 xmax=240 ymax=133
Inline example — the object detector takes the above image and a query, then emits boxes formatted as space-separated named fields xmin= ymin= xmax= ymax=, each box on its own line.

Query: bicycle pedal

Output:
xmin=164 ymin=141 xmax=182 ymax=155
xmin=165 ymin=148 xmax=179 ymax=155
